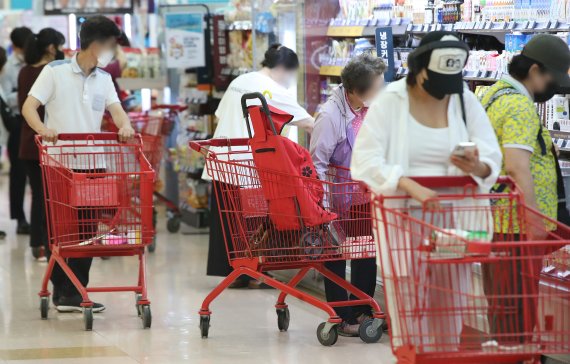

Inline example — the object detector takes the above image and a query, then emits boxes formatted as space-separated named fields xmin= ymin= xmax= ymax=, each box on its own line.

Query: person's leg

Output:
xmin=26 ymin=160 xmax=48 ymax=251
xmin=7 ymin=128 xmax=29 ymax=232
xmin=206 ymin=180 xmax=234 ymax=278
xmin=324 ymin=260 xmax=352 ymax=321
xmin=349 ymin=258 xmax=377 ymax=319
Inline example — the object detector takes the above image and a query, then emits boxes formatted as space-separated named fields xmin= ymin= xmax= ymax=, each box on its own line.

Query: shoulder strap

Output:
xmin=459 ymin=93 xmax=466 ymax=126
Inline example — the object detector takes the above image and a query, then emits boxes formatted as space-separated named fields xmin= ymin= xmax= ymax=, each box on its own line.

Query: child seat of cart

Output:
xmin=248 ymin=104 xmax=336 ymax=230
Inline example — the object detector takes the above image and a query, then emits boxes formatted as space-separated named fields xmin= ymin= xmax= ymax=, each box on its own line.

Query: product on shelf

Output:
xmin=121 ymin=48 xmax=161 ymax=79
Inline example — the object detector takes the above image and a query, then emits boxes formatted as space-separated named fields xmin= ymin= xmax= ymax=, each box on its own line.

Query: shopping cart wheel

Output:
xmin=276 ymin=307 xmax=290 ymax=332
xmin=40 ymin=297 xmax=49 ymax=320
xmin=141 ymin=305 xmax=152 ymax=329
xmin=359 ymin=318 xmax=383 ymax=344
xmin=83 ymin=308 xmax=93 ymax=331
xmin=316 ymin=322 xmax=338 ymax=346
xmin=200 ymin=315 xmax=210 ymax=338
xmin=135 ymin=294 xmax=143 ymax=317
xmin=167 ymin=216 xmax=181 ymax=233
xmin=148 ymin=236 xmax=157 ymax=253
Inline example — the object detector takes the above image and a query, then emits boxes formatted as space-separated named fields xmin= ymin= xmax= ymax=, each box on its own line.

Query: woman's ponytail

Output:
xmin=23 ymin=28 xmax=65 ymax=65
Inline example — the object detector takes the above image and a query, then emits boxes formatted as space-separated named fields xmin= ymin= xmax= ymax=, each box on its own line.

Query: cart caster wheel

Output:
xmin=200 ymin=315 xmax=210 ymax=338
xmin=141 ymin=305 xmax=152 ymax=329
xmin=83 ymin=308 xmax=93 ymax=331
xmin=167 ymin=216 xmax=181 ymax=233
xmin=135 ymin=294 xmax=142 ymax=316
xmin=40 ymin=297 xmax=49 ymax=320
xmin=316 ymin=322 xmax=338 ymax=346
xmin=148 ymin=236 xmax=156 ymax=253
xmin=276 ymin=307 xmax=290 ymax=332
xmin=359 ymin=318 xmax=383 ymax=343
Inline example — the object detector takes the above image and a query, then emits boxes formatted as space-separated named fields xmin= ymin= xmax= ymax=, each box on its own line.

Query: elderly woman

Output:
xmin=310 ymin=53 xmax=386 ymax=337
xmin=351 ymin=32 xmax=502 ymax=351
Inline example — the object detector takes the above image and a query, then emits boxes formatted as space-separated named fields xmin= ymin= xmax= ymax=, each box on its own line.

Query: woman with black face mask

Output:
xmin=351 ymin=31 xmax=502 ymax=351
xmin=18 ymin=27 xmax=65 ymax=260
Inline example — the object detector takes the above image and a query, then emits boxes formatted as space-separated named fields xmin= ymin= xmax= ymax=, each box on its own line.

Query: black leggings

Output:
xmin=25 ymin=160 xmax=48 ymax=249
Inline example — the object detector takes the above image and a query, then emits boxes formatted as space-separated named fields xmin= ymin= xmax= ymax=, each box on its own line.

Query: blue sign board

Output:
xmin=375 ymin=27 xmax=395 ymax=82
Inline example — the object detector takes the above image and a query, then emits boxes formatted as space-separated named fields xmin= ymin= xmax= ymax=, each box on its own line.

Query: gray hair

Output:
xmin=341 ymin=53 xmax=386 ymax=94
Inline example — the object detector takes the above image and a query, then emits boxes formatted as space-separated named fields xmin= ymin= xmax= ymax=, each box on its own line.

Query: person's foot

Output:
xmin=228 ymin=277 xmax=250 ymax=289
xmin=337 ymin=322 xmax=360 ymax=337
xmin=56 ymin=296 xmax=105 ymax=313
xmin=31 ymin=246 xmax=45 ymax=260
xmin=355 ymin=313 xmax=372 ymax=324
xmin=0 ymin=231 xmax=6 ymax=239
xmin=248 ymin=279 xmax=274 ymax=289
xmin=17 ymin=220 xmax=30 ymax=235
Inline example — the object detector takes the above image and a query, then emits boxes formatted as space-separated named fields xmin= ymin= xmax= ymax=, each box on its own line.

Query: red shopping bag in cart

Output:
xmin=247 ymin=104 xmax=336 ymax=230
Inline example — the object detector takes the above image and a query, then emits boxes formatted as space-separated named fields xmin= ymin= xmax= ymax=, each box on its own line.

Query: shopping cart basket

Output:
xmin=371 ymin=176 xmax=570 ymax=363
xmin=130 ymin=107 xmax=185 ymax=250
xmin=37 ymin=133 xmax=155 ymax=330
xmin=190 ymin=93 xmax=385 ymax=346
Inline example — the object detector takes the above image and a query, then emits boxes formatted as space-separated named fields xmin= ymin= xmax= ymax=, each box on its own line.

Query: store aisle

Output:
xmin=0 ymin=179 xmax=394 ymax=364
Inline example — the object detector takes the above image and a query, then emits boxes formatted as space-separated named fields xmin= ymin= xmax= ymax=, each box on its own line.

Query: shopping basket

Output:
xmin=371 ymin=176 xmax=570 ymax=363
xmin=37 ymin=133 xmax=155 ymax=330
xmin=190 ymin=93 xmax=385 ymax=346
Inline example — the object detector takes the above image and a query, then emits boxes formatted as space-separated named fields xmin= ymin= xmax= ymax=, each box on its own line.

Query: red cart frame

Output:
xmin=37 ymin=133 xmax=155 ymax=330
xmin=190 ymin=137 xmax=385 ymax=346
xmin=372 ymin=176 xmax=570 ymax=363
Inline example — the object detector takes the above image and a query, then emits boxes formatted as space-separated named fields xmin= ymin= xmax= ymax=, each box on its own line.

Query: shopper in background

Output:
xmin=103 ymin=31 xmax=130 ymax=102
xmin=1 ymin=27 xmax=33 ymax=235
xmin=204 ymin=44 xmax=314 ymax=288
xmin=0 ymin=46 xmax=9 ymax=239
xmin=351 ymin=32 xmax=501 ymax=349
xmin=481 ymin=34 xmax=570 ymax=344
xmin=310 ymin=53 xmax=385 ymax=337
xmin=22 ymin=16 xmax=134 ymax=312
xmin=18 ymin=28 xmax=66 ymax=260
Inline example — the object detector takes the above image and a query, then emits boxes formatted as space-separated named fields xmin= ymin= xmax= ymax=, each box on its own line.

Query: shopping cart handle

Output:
xmin=241 ymin=93 xmax=277 ymax=138
xmin=189 ymin=138 xmax=250 ymax=152
xmin=410 ymin=175 xmax=518 ymax=190
xmin=36 ymin=133 xmax=143 ymax=144
xmin=152 ymin=104 xmax=188 ymax=112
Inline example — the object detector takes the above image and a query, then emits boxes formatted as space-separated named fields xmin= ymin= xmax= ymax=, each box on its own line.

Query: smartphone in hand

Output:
xmin=452 ymin=142 xmax=477 ymax=157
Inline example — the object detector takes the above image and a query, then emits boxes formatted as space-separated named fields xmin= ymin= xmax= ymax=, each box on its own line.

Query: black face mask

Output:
xmin=55 ymin=49 xmax=65 ymax=61
xmin=534 ymin=81 xmax=558 ymax=103
xmin=422 ymin=77 xmax=447 ymax=100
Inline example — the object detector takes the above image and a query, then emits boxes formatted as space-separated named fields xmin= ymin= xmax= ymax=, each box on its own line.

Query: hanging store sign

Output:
xmin=164 ymin=12 xmax=206 ymax=69
xmin=213 ymin=14 xmax=230 ymax=90
xmin=375 ymin=27 xmax=395 ymax=82
xmin=44 ymin=0 xmax=133 ymax=15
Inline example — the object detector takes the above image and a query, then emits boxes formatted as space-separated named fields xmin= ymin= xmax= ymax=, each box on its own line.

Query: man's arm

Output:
xmin=107 ymin=103 xmax=134 ymax=141
xmin=291 ymin=117 xmax=314 ymax=134
xmin=22 ymin=95 xmax=57 ymax=143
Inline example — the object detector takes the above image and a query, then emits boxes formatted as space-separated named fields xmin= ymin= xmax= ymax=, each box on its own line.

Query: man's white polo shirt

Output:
xmin=29 ymin=54 xmax=120 ymax=170
xmin=29 ymin=54 xmax=120 ymax=134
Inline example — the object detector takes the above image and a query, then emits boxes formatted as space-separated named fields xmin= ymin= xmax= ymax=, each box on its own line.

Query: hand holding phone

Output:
xmin=452 ymin=142 xmax=477 ymax=157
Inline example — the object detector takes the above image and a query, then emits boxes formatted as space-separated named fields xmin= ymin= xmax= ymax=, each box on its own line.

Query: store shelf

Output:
xmin=117 ymin=78 xmax=167 ymax=90
xmin=319 ymin=65 xmax=343 ymax=77
xmin=407 ymin=20 xmax=570 ymax=34
xmin=327 ymin=18 xmax=411 ymax=37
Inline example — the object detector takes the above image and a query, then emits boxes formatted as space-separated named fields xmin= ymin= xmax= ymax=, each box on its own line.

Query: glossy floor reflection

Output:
xmin=0 ymin=176 xmax=394 ymax=364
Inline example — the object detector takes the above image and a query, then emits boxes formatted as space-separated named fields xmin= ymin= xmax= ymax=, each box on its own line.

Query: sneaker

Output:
xmin=17 ymin=221 xmax=31 ymax=235
xmin=56 ymin=296 xmax=105 ymax=313
xmin=337 ymin=322 xmax=360 ymax=337
xmin=0 ymin=231 xmax=6 ymax=239
xmin=355 ymin=313 xmax=372 ymax=324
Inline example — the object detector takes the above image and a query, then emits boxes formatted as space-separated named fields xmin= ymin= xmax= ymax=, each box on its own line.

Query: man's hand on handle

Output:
xmin=118 ymin=125 xmax=135 ymax=142
xmin=39 ymin=127 xmax=58 ymax=144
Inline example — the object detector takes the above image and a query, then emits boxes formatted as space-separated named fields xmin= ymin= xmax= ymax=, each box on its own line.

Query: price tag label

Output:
xmin=485 ymin=22 xmax=493 ymax=29
xmin=406 ymin=23 xmax=413 ymax=32
xmin=549 ymin=20 xmax=559 ymax=29
xmin=327 ymin=26 xmax=364 ymax=37
xmin=507 ymin=21 xmax=516 ymax=29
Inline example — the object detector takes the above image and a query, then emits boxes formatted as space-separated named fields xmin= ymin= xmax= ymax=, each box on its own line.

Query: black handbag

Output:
xmin=0 ymin=94 xmax=21 ymax=133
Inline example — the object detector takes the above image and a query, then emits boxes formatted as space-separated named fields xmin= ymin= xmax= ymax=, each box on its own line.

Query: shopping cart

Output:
xmin=37 ymin=133 xmax=155 ymax=330
xmin=371 ymin=176 xmax=570 ymax=363
xmin=190 ymin=94 xmax=385 ymax=346
xmin=130 ymin=106 xmax=185 ymax=250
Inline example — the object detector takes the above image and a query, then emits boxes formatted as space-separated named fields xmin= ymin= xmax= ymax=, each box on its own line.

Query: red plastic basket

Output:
xmin=371 ymin=176 xmax=570 ymax=363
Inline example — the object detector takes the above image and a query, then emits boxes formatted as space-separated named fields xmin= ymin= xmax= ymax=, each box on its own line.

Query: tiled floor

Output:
xmin=0 ymin=175 xmax=395 ymax=364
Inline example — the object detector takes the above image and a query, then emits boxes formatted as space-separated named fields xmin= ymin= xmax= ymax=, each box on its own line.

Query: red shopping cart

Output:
xmin=37 ymin=133 xmax=155 ymax=330
xmin=190 ymin=93 xmax=385 ymax=346
xmin=371 ymin=176 xmax=570 ymax=363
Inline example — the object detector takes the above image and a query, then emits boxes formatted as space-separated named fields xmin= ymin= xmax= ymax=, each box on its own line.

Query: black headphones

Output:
xmin=408 ymin=40 xmax=470 ymax=66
